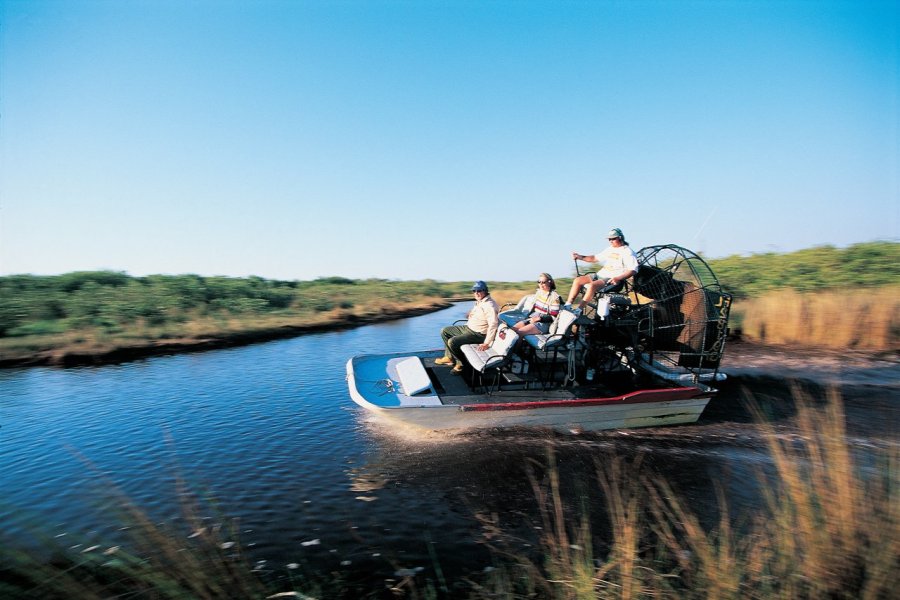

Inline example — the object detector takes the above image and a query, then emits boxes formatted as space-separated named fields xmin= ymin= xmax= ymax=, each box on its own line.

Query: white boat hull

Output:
xmin=346 ymin=350 xmax=714 ymax=433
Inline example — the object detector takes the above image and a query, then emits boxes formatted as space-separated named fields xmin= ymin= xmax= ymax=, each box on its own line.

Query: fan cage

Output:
xmin=629 ymin=245 xmax=732 ymax=377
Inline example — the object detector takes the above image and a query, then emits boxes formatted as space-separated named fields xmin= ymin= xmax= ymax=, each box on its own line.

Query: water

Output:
xmin=1 ymin=304 xmax=896 ymax=590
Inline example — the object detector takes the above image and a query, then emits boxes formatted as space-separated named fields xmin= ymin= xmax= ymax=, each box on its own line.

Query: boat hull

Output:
xmin=346 ymin=351 xmax=714 ymax=433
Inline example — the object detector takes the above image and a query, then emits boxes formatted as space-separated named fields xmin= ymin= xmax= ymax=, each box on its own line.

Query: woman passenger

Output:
xmin=512 ymin=273 xmax=562 ymax=337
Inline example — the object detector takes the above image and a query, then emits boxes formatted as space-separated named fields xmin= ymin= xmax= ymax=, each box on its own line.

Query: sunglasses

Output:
xmin=537 ymin=280 xmax=551 ymax=284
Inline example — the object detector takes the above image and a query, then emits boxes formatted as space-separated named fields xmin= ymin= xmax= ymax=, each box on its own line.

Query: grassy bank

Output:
xmin=0 ymin=276 xmax=535 ymax=366
xmin=0 ymin=295 xmax=454 ymax=366
xmin=2 ymin=393 xmax=895 ymax=599
xmin=0 ymin=275 xmax=468 ymax=366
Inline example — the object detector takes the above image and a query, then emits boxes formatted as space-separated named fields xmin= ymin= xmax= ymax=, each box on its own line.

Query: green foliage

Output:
xmin=707 ymin=241 xmax=900 ymax=298
xmin=2 ymin=241 xmax=895 ymax=339
xmin=0 ymin=271 xmax=460 ymax=339
xmin=55 ymin=270 xmax=132 ymax=292
xmin=6 ymin=320 xmax=71 ymax=337
xmin=0 ymin=273 xmax=286 ymax=336
xmin=314 ymin=276 xmax=356 ymax=285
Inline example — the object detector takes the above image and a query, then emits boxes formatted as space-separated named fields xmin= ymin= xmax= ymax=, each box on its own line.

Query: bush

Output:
xmin=314 ymin=276 xmax=355 ymax=285
xmin=7 ymin=320 xmax=71 ymax=337
xmin=708 ymin=241 xmax=900 ymax=298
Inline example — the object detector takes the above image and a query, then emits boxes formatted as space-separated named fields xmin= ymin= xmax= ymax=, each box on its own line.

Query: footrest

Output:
xmin=502 ymin=371 xmax=538 ymax=385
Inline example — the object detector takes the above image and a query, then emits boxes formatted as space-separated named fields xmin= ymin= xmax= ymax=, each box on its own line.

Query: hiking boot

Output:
xmin=451 ymin=364 xmax=463 ymax=374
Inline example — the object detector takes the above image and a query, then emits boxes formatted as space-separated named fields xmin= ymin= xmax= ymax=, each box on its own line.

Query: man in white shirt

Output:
xmin=565 ymin=228 xmax=639 ymax=310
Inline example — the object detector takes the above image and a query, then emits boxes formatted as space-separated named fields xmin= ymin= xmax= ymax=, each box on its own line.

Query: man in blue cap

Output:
xmin=565 ymin=227 xmax=639 ymax=310
xmin=435 ymin=280 xmax=500 ymax=374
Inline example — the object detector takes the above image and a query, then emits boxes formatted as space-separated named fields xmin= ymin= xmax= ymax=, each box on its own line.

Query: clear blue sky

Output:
xmin=1 ymin=0 xmax=897 ymax=282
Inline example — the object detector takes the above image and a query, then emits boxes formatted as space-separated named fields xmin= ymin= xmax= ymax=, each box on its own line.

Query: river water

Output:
xmin=1 ymin=304 xmax=896 ymax=593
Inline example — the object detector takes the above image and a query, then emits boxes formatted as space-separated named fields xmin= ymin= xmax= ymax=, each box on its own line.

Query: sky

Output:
xmin=1 ymin=0 xmax=897 ymax=283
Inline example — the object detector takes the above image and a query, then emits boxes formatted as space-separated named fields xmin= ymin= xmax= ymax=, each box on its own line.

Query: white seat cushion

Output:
xmin=395 ymin=356 xmax=432 ymax=395
xmin=525 ymin=308 xmax=577 ymax=350
xmin=461 ymin=345 xmax=500 ymax=371
xmin=461 ymin=327 xmax=519 ymax=372
xmin=524 ymin=333 xmax=550 ymax=350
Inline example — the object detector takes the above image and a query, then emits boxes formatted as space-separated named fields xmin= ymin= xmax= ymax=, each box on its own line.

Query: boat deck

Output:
xmin=420 ymin=355 xmax=644 ymax=406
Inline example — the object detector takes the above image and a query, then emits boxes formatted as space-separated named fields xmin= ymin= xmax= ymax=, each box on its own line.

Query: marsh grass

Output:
xmin=735 ymin=287 xmax=900 ymax=350
xmin=0 ymin=295 xmax=451 ymax=362
xmin=474 ymin=392 xmax=898 ymax=599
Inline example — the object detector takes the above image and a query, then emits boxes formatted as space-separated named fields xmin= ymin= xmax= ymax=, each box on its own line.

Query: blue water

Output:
xmin=4 ymin=305 xmax=888 ymax=589
xmin=0 ymin=308 xmax=466 ymax=563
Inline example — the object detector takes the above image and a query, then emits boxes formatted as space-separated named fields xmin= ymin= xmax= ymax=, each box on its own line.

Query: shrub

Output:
xmin=6 ymin=320 xmax=71 ymax=337
xmin=314 ymin=276 xmax=355 ymax=285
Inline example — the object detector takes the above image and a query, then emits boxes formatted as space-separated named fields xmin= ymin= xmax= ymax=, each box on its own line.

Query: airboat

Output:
xmin=346 ymin=245 xmax=732 ymax=433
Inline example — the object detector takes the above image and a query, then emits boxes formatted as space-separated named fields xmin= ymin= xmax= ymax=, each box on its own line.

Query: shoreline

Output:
xmin=0 ymin=301 xmax=454 ymax=369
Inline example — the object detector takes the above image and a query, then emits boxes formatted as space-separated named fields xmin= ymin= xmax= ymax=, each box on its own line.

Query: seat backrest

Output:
xmin=491 ymin=326 xmax=519 ymax=357
xmin=499 ymin=294 xmax=535 ymax=326
xmin=543 ymin=308 xmax=578 ymax=348
xmin=524 ymin=308 xmax=578 ymax=351
xmin=517 ymin=294 xmax=536 ymax=313
xmin=477 ymin=327 xmax=519 ymax=370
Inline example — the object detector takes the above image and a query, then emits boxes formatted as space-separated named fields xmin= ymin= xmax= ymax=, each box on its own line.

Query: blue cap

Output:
xmin=471 ymin=280 xmax=489 ymax=292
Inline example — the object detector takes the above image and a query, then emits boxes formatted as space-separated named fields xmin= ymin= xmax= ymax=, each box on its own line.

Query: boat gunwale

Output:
xmin=457 ymin=387 xmax=709 ymax=412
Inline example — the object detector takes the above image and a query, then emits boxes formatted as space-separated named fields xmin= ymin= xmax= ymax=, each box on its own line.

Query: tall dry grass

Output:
xmin=747 ymin=388 xmax=898 ymax=599
xmin=474 ymin=392 xmax=898 ymax=599
xmin=736 ymin=287 xmax=900 ymax=351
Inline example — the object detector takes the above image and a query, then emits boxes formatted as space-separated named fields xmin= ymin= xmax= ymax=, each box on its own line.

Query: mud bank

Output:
xmin=721 ymin=339 xmax=900 ymax=388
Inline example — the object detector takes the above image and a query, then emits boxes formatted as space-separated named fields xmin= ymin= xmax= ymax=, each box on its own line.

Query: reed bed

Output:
xmin=735 ymin=286 xmax=900 ymax=351
xmin=475 ymin=392 xmax=898 ymax=600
